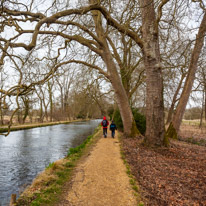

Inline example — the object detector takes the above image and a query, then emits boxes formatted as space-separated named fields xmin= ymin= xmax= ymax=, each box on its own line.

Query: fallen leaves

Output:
xmin=121 ymin=137 xmax=206 ymax=205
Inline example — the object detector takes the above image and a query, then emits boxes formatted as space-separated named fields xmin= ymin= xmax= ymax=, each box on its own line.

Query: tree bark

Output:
xmin=0 ymin=99 xmax=3 ymax=125
xmin=166 ymin=11 xmax=206 ymax=139
xmin=204 ymin=74 xmax=206 ymax=121
xmin=205 ymin=85 xmax=206 ymax=121
xmin=39 ymin=100 xmax=44 ymax=123
xmin=139 ymin=0 xmax=166 ymax=146
xmin=199 ymin=90 xmax=204 ymax=128
xmin=48 ymin=81 xmax=53 ymax=122
xmin=22 ymin=97 xmax=29 ymax=124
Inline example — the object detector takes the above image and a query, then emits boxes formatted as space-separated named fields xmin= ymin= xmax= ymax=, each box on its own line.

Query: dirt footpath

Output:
xmin=61 ymin=134 xmax=137 ymax=206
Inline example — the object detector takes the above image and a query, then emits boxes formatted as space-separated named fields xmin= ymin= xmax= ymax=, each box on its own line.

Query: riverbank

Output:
xmin=0 ymin=119 xmax=88 ymax=134
xmin=0 ymin=120 xmax=99 ymax=206
xmin=15 ymin=129 xmax=141 ymax=206
xmin=15 ymin=126 xmax=101 ymax=205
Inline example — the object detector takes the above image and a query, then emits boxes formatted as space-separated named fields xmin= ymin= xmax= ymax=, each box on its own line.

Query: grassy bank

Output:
xmin=0 ymin=119 xmax=88 ymax=134
xmin=16 ymin=126 xmax=101 ymax=206
xmin=182 ymin=119 xmax=206 ymax=126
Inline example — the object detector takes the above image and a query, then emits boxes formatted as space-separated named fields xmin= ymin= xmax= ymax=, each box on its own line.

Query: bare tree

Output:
xmin=1 ymin=0 xmax=204 ymax=147
xmin=54 ymin=66 xmax=76 ymax=120
xmin=166 ymin=5 xmax=206 ymax=139
xmin=0 ymin=0 xmax=142 ymax=136
xmin=0 ymin=0 xmax=167 ymax=143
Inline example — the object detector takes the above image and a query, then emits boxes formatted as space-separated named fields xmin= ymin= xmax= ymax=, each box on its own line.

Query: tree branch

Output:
xmin=155 ymin=0 xmax=170 ymax=32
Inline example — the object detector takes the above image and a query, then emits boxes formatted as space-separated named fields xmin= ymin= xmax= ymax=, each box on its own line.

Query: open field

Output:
xmin=179 ymin=120 xmax=206 ymax=146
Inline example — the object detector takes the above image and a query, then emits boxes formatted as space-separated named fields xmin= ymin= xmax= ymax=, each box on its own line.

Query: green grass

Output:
xmin=46 ymin=162 xmax=55 ymax=169
xmin=182 ymin=119 xmax=206 ymax=126
xmin=64 ymin=162 xmax=74 ymax=168
xmin=17 ymin=161 xmax=72 ymax=205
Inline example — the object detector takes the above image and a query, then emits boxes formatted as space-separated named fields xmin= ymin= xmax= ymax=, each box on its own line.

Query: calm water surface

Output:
xmin=0 ymin=120 xmax=100 ymax=206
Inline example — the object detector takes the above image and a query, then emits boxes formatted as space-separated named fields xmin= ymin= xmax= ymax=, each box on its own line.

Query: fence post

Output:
xmin=10 ymin=194 xmax=16 ymax=206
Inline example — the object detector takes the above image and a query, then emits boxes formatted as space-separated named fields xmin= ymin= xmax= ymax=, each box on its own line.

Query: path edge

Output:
xmin=118 ymin=132 xmax=144 ymax=206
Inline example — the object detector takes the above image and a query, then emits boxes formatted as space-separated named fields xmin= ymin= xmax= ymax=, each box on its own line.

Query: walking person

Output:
xmin=101 ymin=116 xmax=109 ymax=138
xmin=110 ymin=121 xmax=117 ymax=138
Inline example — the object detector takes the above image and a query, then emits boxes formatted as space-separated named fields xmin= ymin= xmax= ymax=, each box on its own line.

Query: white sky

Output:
xmin=0 ymin=0 xmax=205 ymax=110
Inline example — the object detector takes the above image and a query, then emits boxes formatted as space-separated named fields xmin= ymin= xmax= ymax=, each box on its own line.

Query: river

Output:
xmin=0 ymin=120 xmax=100 ymax=206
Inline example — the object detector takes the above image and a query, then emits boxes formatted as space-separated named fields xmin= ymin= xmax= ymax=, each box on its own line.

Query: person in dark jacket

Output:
xmin=110 ymin=121 xmax=117 ymax=138
xmin=101 ymin=116 xmax=109 ymax=138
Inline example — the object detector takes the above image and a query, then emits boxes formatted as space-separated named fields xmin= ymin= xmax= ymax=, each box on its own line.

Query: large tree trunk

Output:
xmin=139 ymin=0 xmax=166 ymax=146
xmin=204 ymin=73 xmax=206 ymax=121
xmin=205 ymin=85 xmax=206 ymax=121
xmin=199 ymin=90 xmax=204 ymax=128
xmin=90 ymin=0 xmax=139 ymax=137
xmin=166 ymin=11 xmax=206 ymax=139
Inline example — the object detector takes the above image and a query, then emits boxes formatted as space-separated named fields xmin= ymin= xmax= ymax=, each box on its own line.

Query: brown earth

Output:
xmin=122 ymin=135 xmax=206 ymax=205
xmin=56 ymin=133 xmax=137 ymax=206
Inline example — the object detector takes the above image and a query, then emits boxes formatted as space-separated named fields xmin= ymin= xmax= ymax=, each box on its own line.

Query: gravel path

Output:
xmin=63 ymin=135 xmax=137 ymax=206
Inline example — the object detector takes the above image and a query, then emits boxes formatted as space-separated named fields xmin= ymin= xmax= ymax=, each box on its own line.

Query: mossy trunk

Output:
xmin=130 ymin=120 xmax=141 ymax=138
xmin=165 ymin=122 xmax=178 ymax=140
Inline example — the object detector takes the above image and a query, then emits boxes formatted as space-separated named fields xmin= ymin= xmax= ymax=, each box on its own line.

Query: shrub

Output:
xmin=132 ymin=108 xmax=146 ymax=135
xmin=107 ymin=106 xmax=114 ymax=120
xmin=113 ymin=109 xmax=123 ymax=131
xmin=113 ymin=108 xmax=146 ymax=135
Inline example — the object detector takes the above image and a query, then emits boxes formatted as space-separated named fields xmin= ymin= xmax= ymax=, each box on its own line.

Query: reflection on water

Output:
xmin=0 ymin=120 xmax=100 ymax=206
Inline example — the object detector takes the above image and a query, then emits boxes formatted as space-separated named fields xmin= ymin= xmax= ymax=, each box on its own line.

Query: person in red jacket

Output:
xmin=101 ymin=116 xmax=109 ymax=138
